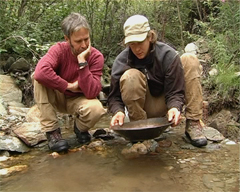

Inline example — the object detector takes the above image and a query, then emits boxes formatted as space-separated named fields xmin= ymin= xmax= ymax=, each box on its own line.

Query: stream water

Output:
xmin=1 ymin=115 xmax=239 ymax=192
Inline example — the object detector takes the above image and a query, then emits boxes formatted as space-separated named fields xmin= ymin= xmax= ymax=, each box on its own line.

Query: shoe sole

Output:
xmin=77 ymin=138 xmax=91 ymax=144
xmin=185 ymin=132 xmax=207 ymax=147
xmin=74 ymin=126 xmax=91 ymax=144
xmin=50 ymin=145 xmax=70 ymax=152
xmin=49 ymin=141 xmax=70 ymax=152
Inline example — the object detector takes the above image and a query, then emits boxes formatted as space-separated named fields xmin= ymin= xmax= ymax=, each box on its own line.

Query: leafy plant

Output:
xmin=0 ymin=0 xmax=239 ymax=110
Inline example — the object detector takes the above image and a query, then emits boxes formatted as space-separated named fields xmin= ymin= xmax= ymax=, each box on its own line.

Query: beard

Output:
xmin=69 ymin=42 xmax=84 ymax=56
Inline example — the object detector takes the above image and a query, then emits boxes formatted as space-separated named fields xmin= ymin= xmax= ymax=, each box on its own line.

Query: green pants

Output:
xmin=34 ymin=80 xmax=106 ymax=133
xmin=120 ymin=53 xmax=203 ymax=121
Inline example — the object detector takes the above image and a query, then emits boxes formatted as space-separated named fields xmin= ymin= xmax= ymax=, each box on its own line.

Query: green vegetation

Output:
xmin=0 ymin=0 xmax=239 ymax=111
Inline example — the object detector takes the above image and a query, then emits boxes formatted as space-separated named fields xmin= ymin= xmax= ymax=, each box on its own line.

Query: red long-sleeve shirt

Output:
xmin=34 ymin=42 xmax=104 ymax=99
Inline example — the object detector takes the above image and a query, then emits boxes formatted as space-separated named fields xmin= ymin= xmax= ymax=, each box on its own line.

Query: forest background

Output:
xmin=0 ymin=0 xmax=239 ymax=115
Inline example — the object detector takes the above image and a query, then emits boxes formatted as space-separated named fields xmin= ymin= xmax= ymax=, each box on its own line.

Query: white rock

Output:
xmin=226 ymin=140 xmax=236 ymax=145
xmin=0 ymin=75 xmax=22 ymax=105
xmin=0 ymin=156 xmax=9 ymax=161
xmin=184 ymin=43 xmax=199 ymax=55
xmin=209 ymin=68 xmax=218 ymax=76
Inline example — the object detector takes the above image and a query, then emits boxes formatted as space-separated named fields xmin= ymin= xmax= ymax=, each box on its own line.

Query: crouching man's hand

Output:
xmin=110 ymin=111 xmax=125 ymax=127
xmin=168 ymin=107 xmax=181 ymax=126
xmin=67 ymin=80 xmax=81 ymax=93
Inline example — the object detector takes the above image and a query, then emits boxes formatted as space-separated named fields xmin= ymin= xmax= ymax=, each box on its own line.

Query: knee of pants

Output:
xmin=76 ymin=99 xmax=106 ymax=119
xmin=120 ymin=69 xmax=147 ymax=101
xmin=181 ymin=53 xmax=202 ymax=78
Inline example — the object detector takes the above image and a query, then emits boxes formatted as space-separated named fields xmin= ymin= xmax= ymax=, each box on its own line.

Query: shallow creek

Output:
xmin=1 ymin=115 xmax=239 ymax=192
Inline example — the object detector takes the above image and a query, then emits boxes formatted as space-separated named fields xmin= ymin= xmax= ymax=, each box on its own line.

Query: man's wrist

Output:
xmin=66 ymin=82 xmax=73 ymax=91
xmin=79 ymin=61 xmax=88 ymax=69
xmin=114 ymin=110 xmax=125 ymax=115
xmin=172 ymin=107 xmax=181 ymax=112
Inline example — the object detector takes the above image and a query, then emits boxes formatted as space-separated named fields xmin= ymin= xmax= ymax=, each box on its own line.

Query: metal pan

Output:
xmin=112 ymin=117 xmax=173 ymax=142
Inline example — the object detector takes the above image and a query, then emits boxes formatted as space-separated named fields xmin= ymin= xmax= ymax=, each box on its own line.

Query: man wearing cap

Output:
xmin=107 ymin=15 xmax=207 ymax=147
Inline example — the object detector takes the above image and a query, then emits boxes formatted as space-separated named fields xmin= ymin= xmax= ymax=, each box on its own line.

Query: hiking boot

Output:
xmin=46 ymin=128 xmax=70 ymax=152
xmin=74 ymin=123 xmax=91 ymax=144
xmin=185 ymin=119 xmax=207 ymax=147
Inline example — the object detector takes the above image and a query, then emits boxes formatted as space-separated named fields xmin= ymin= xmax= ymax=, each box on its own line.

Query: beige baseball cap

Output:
xmin=123 ymin=15 xmax=150 ymax=44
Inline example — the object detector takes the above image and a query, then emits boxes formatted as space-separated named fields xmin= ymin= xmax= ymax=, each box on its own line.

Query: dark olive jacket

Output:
xmin=107 ymin=41 xmax=185 ymax=115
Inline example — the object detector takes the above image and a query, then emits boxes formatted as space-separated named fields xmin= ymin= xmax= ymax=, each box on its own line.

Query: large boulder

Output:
xmin=0 ymin=75 xmax=22 ymax=106
xmin=0 ymin=98 xmax=8 ymax=116
xmin=3 ymin=56 xmax=15 ymax=72
xmin=0 ymin=135 xmax=30 ymax=153
xmin=13 ymin=122 xmax=46 ymax=146
xmin=8 ymin=58 xmax=30 ymax=72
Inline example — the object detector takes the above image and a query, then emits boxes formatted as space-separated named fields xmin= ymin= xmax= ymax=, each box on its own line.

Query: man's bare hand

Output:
xmin=67 ymin=80 xmax=81 ymax=92
xmin=168 ymin=107 xmax=181 ymax=126
xmin=110 ymin=111 xmax=125 ymax=127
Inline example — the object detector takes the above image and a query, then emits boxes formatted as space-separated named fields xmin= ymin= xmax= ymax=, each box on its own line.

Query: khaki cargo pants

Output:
xmin=33 ymin=80 xmax=106 ymax=133
xmin=120 ymin=53 xmax=203 ymax=121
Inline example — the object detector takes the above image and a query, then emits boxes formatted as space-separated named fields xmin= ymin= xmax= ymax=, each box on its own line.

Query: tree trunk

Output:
xmin=176 ymin=0 xmax=184 ymax=49
xmin=18 ymin=0 xmax=28 ymax=17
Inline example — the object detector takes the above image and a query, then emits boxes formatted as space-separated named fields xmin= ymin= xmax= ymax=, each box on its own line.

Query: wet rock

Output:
xmin=221 ymin=139 xmax=237 ymax=145
xmin=142 ymin=139 xmax=158 ymax=152
xmin=203 ymin=126 xmax=225 ymax=142
xmin=177 ymin=157 xmax=197 ymax=165
xmin=87 ymin=140 xmax=105 ymax=151
xmin=157 ymin=139 xmax=172 ymax=148
xmin=92 ymin=128 xmax=115 ymax=140
xmin=205 ymin=143 xmax=222 ymax=151
xmin=203 ymin=174 xmax=224 ymax=190
xmin=131 ymin=143 xmax=148 ymax=154
xmin=0 ymin=165 xmax=28 ymax=177
xmin=121 ymin=142 xmax=148 ymax=159
xmin=13 ymin=122 xmax=46 ymax=146
xmin=180 ymin=143 xmax=197 ymax=150
xmin=0 ymin=135 xmax=30 ymax=152
xmin=68 ymin=147 xmax=83 ymax=153
xmin=93 ymin=128 xmax=107 ymax=136
xmin=164 ymin=166 xmax=174 ymax=171
xmin=50 ymin=152 xmax=61 ymax=159
xmin=181 ymin=126 xmax=225 ymax=148
xmin=121 ymin=148 xmax=140 ymax=159
xmin=0 ymin=156 xmax=9 ymax=161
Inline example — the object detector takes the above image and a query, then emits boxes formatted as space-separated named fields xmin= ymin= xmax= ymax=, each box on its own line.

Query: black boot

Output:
xmin=46 ymin=128 xmax=70 ymax=152
xmin=74 ymin=123 xmax=91 ymax=144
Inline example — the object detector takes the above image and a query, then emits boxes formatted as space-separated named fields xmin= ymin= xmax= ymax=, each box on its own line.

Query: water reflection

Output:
xmin=2 ymin=149 xmax=186 ymax=192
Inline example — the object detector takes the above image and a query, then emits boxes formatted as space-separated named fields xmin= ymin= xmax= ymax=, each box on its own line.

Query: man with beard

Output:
xmin=33 ymin=13 xmax=106 ymax=152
